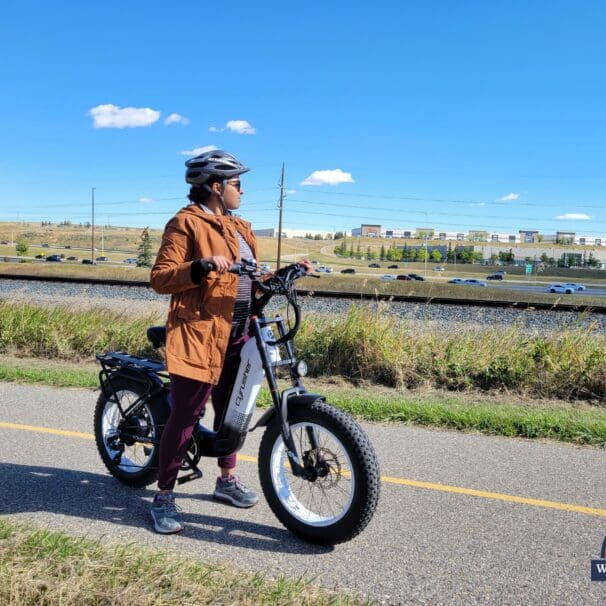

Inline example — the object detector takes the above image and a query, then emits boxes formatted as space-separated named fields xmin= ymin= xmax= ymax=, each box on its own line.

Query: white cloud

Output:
xmin=178 ymin=145 xmax=218 ymax=156
xmin=498 ymin=193 xmax=520 ymax=201
xmin=139 ymin=197 xmax=154 ymax=203
xmin=556 ymin=213 xmax=591 ymax=220
xmin=88 ymin=104 xmax=160 ymax=128
xmin=164 ymin=113 xmax=190 ymax=126
xmin=226 ymin=120 xmax=256 ymax=135
xmin=208 ymin=120 xmax=256 ymax=134
xmin=301 ymin=169 xmax=355 ymax=186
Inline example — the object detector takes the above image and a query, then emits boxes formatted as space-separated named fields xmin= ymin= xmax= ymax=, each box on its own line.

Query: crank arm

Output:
xmin=177 ymin=468 xmax=203 ymax=485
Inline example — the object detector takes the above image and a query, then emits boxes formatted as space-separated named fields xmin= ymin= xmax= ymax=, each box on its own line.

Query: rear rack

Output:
xmin=96 ymin=352 xmax=166 ymax=373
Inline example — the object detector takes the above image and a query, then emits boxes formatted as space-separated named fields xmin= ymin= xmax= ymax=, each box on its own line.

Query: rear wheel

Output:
xmin=259 ymin=400 xmax=380 ymax=545
xmin=94 ymin=377 xmax=169 ymax=487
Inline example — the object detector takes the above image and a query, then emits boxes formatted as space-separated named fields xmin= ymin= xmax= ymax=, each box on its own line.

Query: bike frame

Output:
xmin=97 ymin=311 xmax=323 ymax=483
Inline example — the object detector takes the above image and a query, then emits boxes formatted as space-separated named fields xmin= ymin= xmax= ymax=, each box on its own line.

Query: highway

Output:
xmin=1 ymin=382 xmax=604 ymax=604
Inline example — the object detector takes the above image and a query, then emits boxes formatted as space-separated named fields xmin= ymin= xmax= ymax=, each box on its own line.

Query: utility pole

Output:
xmin=276 ymin=163 xmax=285 ymax=270
xmin=91 ymin=187 xmax=95 ymax=263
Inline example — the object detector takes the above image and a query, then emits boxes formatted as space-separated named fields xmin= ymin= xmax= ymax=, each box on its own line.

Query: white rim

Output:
xmin=269 ymin=422 xmax=355 ymax=526
xmin=101 ymin=390 xmax=156 ymax=473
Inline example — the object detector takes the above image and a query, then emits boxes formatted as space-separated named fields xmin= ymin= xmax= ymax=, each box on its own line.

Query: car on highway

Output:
xmin=463 ymin=278 xmax=487 ymax=287
xmin=35 ymin=253 xmax=45 ymax=259
xmin=368 ymin=263 xmax=381 ymax=268
xmin=448 ymin=278 xmax=465 ymax=284
xmin=45 ymin=254 xmax=62 ymax=262
xmin=123 ymin=258 xmax=138 ymax=264
xmin=340 ymin=268 xmax=356 ymax=274
xmin=96 ymin=256 xmax=109 ymax=262
xmin=387 ymin=264 xmax=399 ymax=269
xmin=396 ymin=274 xmax=412 ymax=280
xmin=432 ymin=266 xmax=445 ymax=271
xmin=315 ymin=265 xmax=333 ymax=273
xmin=66 ymin=256 xmax=79 ymax=261
xmin=548 ymin=284 xmax=575 ymax=294
xmin=381 ymin=274 xmax=396 ymax=281
xmin=407 ymin=273 xmax=425 ymax=281
xmin=562 ymin=282 xmax=586 ymax=291
xmin=82 ymin=259 xmax=95 ymax=265
xmin=486 ymin=273 xmax=504 ymax=280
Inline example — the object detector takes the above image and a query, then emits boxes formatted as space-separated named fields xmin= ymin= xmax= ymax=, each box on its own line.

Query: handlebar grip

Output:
xmin=198 ymin=260 xmax=215 ymax=274
xmin=198 ymin=260 xmax=243 ymax=274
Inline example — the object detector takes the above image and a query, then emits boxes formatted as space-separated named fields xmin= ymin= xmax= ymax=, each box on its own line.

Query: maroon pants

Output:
xmin=157 ymin=336 xmax=247 ymax=491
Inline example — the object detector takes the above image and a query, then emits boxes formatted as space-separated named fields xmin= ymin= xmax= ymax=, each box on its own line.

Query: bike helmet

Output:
xmin=185 ymin=150 xmax=250 ymax=186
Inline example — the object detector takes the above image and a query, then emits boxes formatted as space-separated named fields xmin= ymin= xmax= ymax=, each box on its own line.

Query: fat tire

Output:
xmin=94 ymin=377 xmax=169 ymax=487
xmin=258 ymin=400 xmax=380 ymax=545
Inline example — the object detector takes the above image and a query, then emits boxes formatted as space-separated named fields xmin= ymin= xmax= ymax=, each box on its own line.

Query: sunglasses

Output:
xmin=227 ymin=180 xmax=242 ymax=192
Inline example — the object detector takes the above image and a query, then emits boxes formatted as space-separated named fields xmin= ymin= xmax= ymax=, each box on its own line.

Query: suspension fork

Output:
xmin=272 ymin=315 xmax=321 ymax=452
xmin=251 ymin=318 xmax=305 ymax=477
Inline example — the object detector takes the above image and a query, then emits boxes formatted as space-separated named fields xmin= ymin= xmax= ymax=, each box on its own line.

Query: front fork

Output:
xmin=250 ymin=318 xmax=320 ymax=479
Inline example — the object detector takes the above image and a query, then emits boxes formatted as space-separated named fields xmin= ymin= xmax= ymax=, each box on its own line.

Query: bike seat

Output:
xmin=146 ymin=326 xmax=166 ymax=349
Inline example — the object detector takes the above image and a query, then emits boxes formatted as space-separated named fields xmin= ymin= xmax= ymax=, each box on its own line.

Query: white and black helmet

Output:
xmin=185 ymin=150 xmax=250 ymax=186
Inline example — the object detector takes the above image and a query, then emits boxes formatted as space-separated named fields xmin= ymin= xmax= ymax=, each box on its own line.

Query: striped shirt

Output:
xmin=232 ymin=231 xmax=254 ymax=336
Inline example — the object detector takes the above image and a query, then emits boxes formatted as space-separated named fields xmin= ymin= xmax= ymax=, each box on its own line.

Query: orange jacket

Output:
xmin=150 ymin=204 xmax=258 ymax=383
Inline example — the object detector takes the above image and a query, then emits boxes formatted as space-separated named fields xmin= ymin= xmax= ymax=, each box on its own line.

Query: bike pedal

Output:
xmin=177 ymin=468 xmax=203 ymax=485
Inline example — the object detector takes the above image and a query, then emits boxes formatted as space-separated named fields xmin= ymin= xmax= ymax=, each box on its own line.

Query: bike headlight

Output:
xmin=296 ymin=360 xmax=308 ymax=377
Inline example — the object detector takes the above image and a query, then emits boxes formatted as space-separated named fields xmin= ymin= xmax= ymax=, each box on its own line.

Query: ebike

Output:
xmin=94 ymin=261 xmax=380 ymax=544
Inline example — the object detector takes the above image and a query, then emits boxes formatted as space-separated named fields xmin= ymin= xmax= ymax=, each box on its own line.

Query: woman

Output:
xmin=149 ymin=150 xmax=281 ymax=534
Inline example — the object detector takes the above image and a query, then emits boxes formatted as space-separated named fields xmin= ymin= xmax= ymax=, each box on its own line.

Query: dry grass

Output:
xmin=1 ymin=299 xmax=605 ymax=401
xmin=0 ymin=519 xmax=365 ymax=605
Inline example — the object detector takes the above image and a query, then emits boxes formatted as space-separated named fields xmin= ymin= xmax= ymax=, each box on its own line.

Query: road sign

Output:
xmin=525 ymin=263 xmax=533 ymax=275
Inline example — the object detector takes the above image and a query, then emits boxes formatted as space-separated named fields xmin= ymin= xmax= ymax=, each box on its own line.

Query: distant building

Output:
xmin=519 ymin=230 xmax=540 ymax=244
xmin=351 ymin=224 xmax=381 ymax=237
xmin=490 ymin=232 xmax=518 ymax=243
xmin=555 ymin=231 xmax=576 ymax=245
xmin=468 ymin=230 xmax=489 ymax=242
xmin=253 ymin=227 xmax=336 ymax=238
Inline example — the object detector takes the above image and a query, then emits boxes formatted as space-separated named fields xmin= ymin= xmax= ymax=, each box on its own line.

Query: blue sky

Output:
xmin=1 ymin=0 xmax=605 ymax=235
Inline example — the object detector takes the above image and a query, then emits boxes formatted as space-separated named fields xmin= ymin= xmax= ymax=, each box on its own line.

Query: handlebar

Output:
xmin=197 ymin=258 xmax=314 ymax=344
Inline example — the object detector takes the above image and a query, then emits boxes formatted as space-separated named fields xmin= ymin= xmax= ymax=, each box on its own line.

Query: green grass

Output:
xmin=321 ymin=392 xmax=606 ymax=446
xmin=0 ymin=357 xmax=98 ymax=388
xmin=0 ymin=518 xmax=366 ymax=605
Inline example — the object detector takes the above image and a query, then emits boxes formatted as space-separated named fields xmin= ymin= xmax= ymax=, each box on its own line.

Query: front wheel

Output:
xmin=258 ymin=400 xmax=380 ymax=545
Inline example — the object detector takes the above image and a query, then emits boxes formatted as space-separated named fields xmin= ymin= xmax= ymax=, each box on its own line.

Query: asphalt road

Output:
xmin=1 ymin=382 xmax=605 ymax=605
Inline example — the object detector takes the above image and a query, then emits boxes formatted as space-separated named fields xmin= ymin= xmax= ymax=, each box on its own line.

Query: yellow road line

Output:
xmin=0 ymin=421 xmax=94 ymax=441
xmin=2 ymin=421 xmax=605 ymax=518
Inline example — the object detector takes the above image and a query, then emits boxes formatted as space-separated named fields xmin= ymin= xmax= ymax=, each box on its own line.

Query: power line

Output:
xmin=293 ymin=187 xmax=606 ymax=210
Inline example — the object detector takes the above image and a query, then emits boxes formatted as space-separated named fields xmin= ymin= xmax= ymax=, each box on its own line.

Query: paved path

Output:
xmin=0 ymin=382 xmax=605 ymax=604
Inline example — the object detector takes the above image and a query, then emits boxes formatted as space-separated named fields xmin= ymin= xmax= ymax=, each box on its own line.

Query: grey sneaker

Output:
xmin=150 ymin=492 xmax=184 ymax=534
xmin=213 ymin=475 xmax=259 ymax=508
